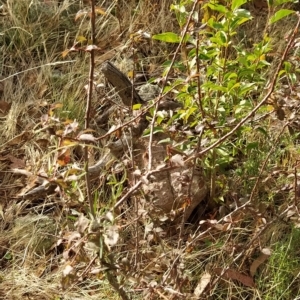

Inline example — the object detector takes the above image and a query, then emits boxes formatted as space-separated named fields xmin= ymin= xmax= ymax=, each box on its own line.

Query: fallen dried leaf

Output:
xmin=170 ymin=154 xmax=185 ymax=167
xmin=214 ymin=268 xmax=255 ymax=288
xmin=2 ymin=131 xmax=33 ymax=148
xmin=104 ymin=225 xmax=119 ymax=249
xmin=0 ymin=100 xmax=11 ymax=116
xmin=77 ymin=133 xmax=97 ymax=142
xmin=194 ymin=272 xmax=211 ymax=297
xmin=7 ymin=154 xmax=26 ymax=169
xmin=57 ymin=148 xmax=71 ymax=166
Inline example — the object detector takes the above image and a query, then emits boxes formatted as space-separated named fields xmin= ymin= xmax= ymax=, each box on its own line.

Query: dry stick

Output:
xmin=293 ymin=159 xmax=300 ymax=211
xmin=147 ymin=0 xmax=199 ymax=171
xmin=185 ymin=13 xmax=300 ymax=163
xmin=195 ymin=27 xmax=205 ymax=118
xmin=294 ymin=162 xmax=300 ymax=208
xmin=84 ymin=0 xmax=96 ymax=218
xmin=249 ymin=122 xmax=289 ymax=203
xmin=129 ymin=37 xmax=140 ymax=268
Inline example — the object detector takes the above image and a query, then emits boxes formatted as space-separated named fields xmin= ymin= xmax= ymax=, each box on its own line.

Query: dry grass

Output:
xmin=1 ymin=0 xmax=300 ymax=299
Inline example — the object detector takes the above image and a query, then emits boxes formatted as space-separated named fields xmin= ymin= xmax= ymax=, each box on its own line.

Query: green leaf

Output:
xmin=246 ymin=142 xmax=259 ymax=151
xmin=274 ymin=0 xmax=296 ymax=5
xmin=284 ymin=61 xmax=291 ymax=72
xmin=233 ymin=9 xmax=252 ymax=20
xmin=207 ymin=3 xmax=228 ymax=14
xmin=278 ymin=69 xmax=286 ymax=78
xmin=215 ymin=147 xmax=229 ymax=157
xmin=239 ymin=82 xmax=256 ymax=95
xmin=4 ymin=252 xmax=13 ymax=260
xmin=152 ymin=32 xmax=181 ymax=43
xmin=143 ymin=127 xmax=164 ymax=137
xmin=208 ymin=19 xmax=225 ymax=30
xmin=203 ymin=82 xmax=228 ymax=93
xmin=229 ymin=82 xmax=240 ymax=91
xmin=288 ymin=72 xmax=297 ymax=84
xmin=231 ymin=0 xmax=247 ymax=10
xmin=255 ymin=126 xmax=269 ymax=137
xmin=269 ymin=9 xmax=295 ymax=25
xmin=133 ymin=103 xmax=142 ymax=110
xmin=157 ymin=138 xmax=171 ymax=144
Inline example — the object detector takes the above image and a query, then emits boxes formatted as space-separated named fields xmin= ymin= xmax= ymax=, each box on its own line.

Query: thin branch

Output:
xmin=84 ymin=0 xmax=96 ymax=218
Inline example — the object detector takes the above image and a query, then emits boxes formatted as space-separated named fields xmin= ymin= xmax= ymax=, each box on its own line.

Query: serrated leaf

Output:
xmin=269 ymin=9 xmax=295 ymax=25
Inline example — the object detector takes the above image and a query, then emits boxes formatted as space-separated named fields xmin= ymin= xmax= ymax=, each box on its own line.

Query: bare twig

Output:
xmin=195 ymin=28 xmax=205 ymax=118
xmin=84 ymin=0 xmax=96 ymax=218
